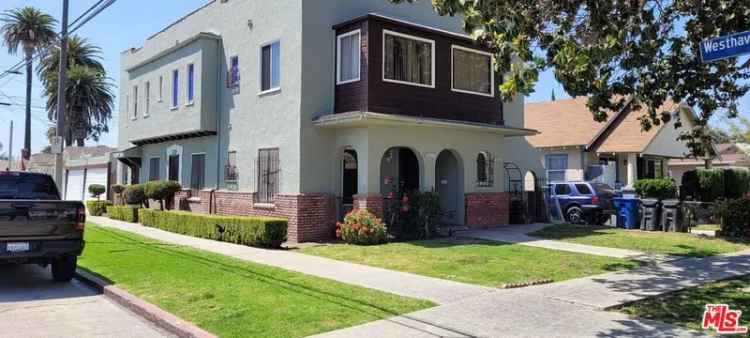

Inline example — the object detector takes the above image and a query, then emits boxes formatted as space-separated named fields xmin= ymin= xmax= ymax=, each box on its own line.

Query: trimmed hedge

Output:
xmin=139 ymin=209 xmax=288 ymax=248
xmin=715 ymin=198 xmax=750 ymax=238
xmin=634 ymin=179 xmax=676 ymax=200
xmin=681 ymin=168 xmax=749 ymax=202
xmin=107 ymin=205 xmax=140 ymax=223
xmin=724 ymin=168 xmax=750 ymax=199
xmin=86 ymin=200 xmax=112 ymax=216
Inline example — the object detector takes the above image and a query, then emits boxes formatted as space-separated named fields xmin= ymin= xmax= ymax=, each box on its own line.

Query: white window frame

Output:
xmin=546 ymin=154 xmax=569 ymax=182
xmin=186 ymin=63 xmax=195 ymax=106
xmin=336 ymin=29 xmax=361 ymax=85
xmin=259 ymin=39 xmax=281 ymax=95
xmin=382 ymin=29 xmax=436 ymax=89
xmin=144 ymin=81 xmax=150 ymax=117
xmin=158 ymin=75 xmax=163 ymax=102
xmin=451 ymin=45 xmax=495 ymax=97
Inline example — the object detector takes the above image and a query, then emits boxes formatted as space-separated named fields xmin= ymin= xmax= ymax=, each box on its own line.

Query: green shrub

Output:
xmin=106 ymin=205 xmax=140 ymax=223
xmin=139 ymin=209 xmax=287 ymax=248
xmin=88 ymin=184 xmax=106 ymax=200
xmin=723 ymin=168 xmax=750 ymax=199
xmin=86 ymin=200 xmax=112 ymax=216
xmin=697 ymin=169 xmax=725 ymax=201
xmin=112 ymin=184 xmax=126 ymax=204
xmin=634 ymin=179 xmax=677 ymax=200
xmin=123 ymin=184 xmax=146 ymax=206
xmin=714 ymin=198 xmax=750 ymax=238
xmin=144 ymin=181 xmax=181 ymax=210
xmin=336 ymin=209 xmax=388 ymax=245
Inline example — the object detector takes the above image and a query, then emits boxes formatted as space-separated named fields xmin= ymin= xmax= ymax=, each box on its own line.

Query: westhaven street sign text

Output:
xmin=700 ymin=30 xmax=750 ymax=63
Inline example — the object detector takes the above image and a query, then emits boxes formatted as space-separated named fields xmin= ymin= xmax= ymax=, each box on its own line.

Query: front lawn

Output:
xmin=616 ymin=275 xmax=750 ymax=333
xmin=298 ymin=238 xmax=639 ymax=287
xmin=530 ymin=224 xmax=749 ymax=257
xmin=79 ymin=224 xmax=433 ymax=338
xmin=691 ymin=224 xmax=720 ymax=232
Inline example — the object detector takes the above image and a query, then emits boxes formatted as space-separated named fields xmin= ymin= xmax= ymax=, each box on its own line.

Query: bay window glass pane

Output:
xmin=453 ymin=48 xmax=492 ymax=95
xmin=338 ymin=32 xmax=360 ymax=82
xmin=384 ymin=32 xmax=432 ymax=86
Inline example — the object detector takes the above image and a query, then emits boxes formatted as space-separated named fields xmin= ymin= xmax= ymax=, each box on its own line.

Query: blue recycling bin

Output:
xmin=612 ymin=197 xmax=640 ymax=229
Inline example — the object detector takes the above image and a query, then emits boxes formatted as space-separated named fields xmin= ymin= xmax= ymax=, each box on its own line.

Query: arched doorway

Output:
xmin=436 ymin=150 xmax=462 ymax=224
xmin=380 ymin=147 xmax=420 ymax=199
xmin=342 ymin=149 xmax=358 ymax=204
xmin=524 ymin=170 xmax=548 ymax=223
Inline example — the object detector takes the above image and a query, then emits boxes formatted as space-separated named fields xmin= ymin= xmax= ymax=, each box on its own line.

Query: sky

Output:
xmin=0 ymin=0 xmax=747 ymax=158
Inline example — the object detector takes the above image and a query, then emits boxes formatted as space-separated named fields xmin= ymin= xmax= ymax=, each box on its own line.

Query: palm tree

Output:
xmin=38 ymin=35 xmax=104 ymax=88
xmin=1 ymin=7 xmax=57 ymax=160
xmin=45 ymin=65 xmax=113 ymax=147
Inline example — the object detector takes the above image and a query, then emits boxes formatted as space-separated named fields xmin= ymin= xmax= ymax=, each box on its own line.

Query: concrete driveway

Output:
xmin=0 ymin=264 xmax=169 ymax=338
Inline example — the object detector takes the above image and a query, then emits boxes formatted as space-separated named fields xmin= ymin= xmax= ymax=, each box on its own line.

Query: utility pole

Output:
xmin=54 ymin=0 xmax=69 ymax=190
xmin=7 ymin=121 xmax=13 ymax=170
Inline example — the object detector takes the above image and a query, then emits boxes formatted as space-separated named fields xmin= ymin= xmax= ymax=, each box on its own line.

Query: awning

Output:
xmin=113 ymin=146 xmax=142 ymax=168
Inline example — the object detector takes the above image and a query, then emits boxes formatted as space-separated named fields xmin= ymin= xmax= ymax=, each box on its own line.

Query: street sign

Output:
xmin=50 ymin=136 xmax=63 ymax=154
xmin=700 ymin=30 xmax=750 ymax=63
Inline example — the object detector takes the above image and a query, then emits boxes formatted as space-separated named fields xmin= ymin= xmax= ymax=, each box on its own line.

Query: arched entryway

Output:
xmin=435 ymin=150 xmax=462 ymax=224
xmin=342 ymin=149 xmax=358 ymax=204
xmin=524 ymin=170 xmax=548 ymax=223
xmin=380 ymin=147 xmax=420 ymax=199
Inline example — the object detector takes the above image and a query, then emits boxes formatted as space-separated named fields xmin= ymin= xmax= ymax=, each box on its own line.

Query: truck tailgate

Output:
xmin=0 ymin=201 xmax=83 ymax=239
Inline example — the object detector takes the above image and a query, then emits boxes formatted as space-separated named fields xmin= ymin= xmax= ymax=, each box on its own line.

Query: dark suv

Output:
xmin=548 ymin=181 xmax=617 ymax=225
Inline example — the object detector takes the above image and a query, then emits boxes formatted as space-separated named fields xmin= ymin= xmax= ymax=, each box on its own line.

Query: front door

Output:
xmin=435 ymin=150 xmax=460 ymax=224
xmin=168 ymin=155 xmax=180 ymax=182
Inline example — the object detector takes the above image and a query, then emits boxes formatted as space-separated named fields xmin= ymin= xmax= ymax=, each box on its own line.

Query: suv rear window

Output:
xmin=575 ymin=184 xmax=592 ymax=195
xmin=0 ymin=173 xmax=60 ymax=200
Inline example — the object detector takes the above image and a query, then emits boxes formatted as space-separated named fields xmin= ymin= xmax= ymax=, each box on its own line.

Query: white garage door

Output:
xmin=84 ymin=168 xmax=108 ymax=201
xmin=65 ymin=169 xmax=85 ymax=201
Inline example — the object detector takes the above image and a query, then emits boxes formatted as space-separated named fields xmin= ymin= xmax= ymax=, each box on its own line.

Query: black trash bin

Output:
xmin=640 ymin=199 xmax=661 ymax=231
xmin=661 ymin=200 xmax=684 ymax=232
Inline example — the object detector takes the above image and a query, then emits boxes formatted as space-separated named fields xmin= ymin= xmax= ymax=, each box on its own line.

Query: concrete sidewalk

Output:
xmin=315 ymin=250 xmax=750 ymax=337
xmin=461 ymin=224 xmax=671 ymax=262
xmin=88 ymin=216 xmax=493 ymax=305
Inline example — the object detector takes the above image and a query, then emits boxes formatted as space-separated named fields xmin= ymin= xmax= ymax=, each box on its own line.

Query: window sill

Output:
xmin=258 ymin=87 xmax=281 ymax=97
xmin=336 ymin=78 xmax=361 ymax=85
xmin=451 ymin=87 xmax=495 ymax=98
xmin=383 ymin=78 xmax=435 ymax=89
xmin=253 ymin=202 xmax=276 ymax=210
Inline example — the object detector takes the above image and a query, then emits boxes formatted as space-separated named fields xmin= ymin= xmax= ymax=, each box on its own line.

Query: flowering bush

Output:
xmin=336 ymin=209 xmax=388 ymax=245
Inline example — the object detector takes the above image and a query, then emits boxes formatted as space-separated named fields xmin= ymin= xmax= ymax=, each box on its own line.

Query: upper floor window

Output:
xmin=158 ymin=75 xmax=163 ymax=102
xmin=132 ymin=86 xmax=138 ymax=119
xmin=228 ymin=56 xmax=240 ymax=88
xmin=260 ymin=41 xmax=280 ymax=93
xmin=337 ymin=30 xmax=361 ymax=84
xmin=476 ymin=152 xmax=494 ymax=187
xmin=383 ymin=30 xmax=434 ymax=88
xmin=452 ymin=46 xmax=494 ymax=97
xmin=187 ymin=64 xmax=195 ymax=104
xmin=172 ymin=69 xmax=179 ymax=108
xmin=144 ymin=81 xmax=150 ymax=116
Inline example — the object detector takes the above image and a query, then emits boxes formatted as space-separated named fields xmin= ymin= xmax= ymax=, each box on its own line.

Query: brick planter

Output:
xmin=465 ymin=192 xmax=510 ymax=228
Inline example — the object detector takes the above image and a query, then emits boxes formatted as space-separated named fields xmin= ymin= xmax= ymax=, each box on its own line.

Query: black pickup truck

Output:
xmin=0 ymin=172 xmax=85 ymax=282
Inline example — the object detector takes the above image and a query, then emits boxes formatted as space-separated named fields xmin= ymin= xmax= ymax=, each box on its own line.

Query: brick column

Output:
xmin=465 ymin=192 xmax=510 ymax=228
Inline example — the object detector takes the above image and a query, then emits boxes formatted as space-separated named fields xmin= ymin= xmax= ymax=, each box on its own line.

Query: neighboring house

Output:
xmin=668 ymin=143 xmax=750 ymax=185
xmin=29 ymin=146 xmax=115 ymax=201
xmin=115 ymin=0 xmax=537 ymax=242
xmin=525 ymin=97 xmax=695 ymax=188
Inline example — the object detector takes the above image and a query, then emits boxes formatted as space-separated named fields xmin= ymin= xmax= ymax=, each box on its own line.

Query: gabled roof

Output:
xmin=525 ymin=97 xmax=617 ymax=149
xmin=525 ymin=97 xmax=683 ymax=153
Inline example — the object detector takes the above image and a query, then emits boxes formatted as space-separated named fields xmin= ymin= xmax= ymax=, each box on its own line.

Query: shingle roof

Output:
xmin=526 ymin=97 xmax=681 ymax=153
xmin=525 ymin=97 xmax=615 ymax=149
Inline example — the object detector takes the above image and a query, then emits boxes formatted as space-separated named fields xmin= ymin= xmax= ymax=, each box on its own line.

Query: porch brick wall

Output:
xmin=353 ymin=194 xmax=385 ymax=219
xmin=174 ymin=190 xmax=336 ymax=243
xmin=465 ymin=192 xmax=510 ymax=228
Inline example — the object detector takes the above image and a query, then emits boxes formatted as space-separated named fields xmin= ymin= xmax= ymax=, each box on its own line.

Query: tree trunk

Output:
xmin=23 ymin=53 xmax=32 ymax=160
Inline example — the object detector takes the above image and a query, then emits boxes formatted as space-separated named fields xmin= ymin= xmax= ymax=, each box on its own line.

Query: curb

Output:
xmin=75 ymin=268 xmax=216 ymax=338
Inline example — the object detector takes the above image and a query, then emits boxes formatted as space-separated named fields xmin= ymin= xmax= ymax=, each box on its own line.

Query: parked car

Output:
xmin=548 ymin=181 xmax=617 ymax=225
xmin=0 ymin=172 xmax=86 ymax=282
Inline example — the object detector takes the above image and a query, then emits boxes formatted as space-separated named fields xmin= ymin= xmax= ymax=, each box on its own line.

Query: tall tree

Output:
xmin=393 ymin=0 xmax=750 ymax=158
xmin=37 ymin=35 xmax=104 ymax=88
xmin=45 ymin=65 xmax=114 ymax=147
xmin=0 ymin=7 xmax=56 ymax=160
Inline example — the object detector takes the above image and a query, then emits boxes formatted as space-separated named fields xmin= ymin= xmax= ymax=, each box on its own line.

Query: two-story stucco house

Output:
xmin=115 ymin=0 xmax=540 ymax=242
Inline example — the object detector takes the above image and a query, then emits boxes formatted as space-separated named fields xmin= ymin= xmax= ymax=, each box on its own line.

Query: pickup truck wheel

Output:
xmin=51 ymin=256 xmax=77 ymax=282
xmin=566 ymin=206 xmax=585 ymax=224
